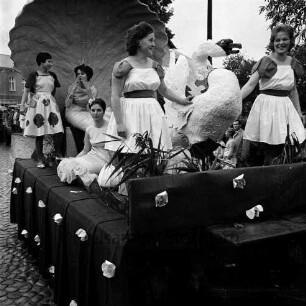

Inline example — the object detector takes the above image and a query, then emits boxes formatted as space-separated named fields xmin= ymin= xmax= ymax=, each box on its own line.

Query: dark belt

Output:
xmin=259 ymin=89 xmax=290 ymax=97
xmin=123 ymin=90 xmax=155 ymax=98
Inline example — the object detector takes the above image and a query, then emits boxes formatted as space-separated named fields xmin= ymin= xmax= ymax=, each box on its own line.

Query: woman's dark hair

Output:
xmin=36 ymin=52 xmax=52 ymax=65
xmin=89 ymin=98 xmax=106 ymax=113
xmin=74 ymin=64 xmax=94 ymax=81
xmin=125 ymin=21 xmax=154 ymax=55
xmin=268 ymin=24 xmax=295 ymax=52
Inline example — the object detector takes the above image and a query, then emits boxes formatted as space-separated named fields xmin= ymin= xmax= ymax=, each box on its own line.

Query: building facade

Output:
xmin=0 ymin=54 xmax=24 ymax=106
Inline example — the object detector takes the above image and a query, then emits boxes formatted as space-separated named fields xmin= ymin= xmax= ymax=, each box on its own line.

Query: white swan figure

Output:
xmin=164 ymin=40 xmax=242 ymax=149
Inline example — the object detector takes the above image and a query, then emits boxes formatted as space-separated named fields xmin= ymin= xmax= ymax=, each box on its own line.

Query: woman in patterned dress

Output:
xmin=241 ymin=24 xmax=305 ymax=165
xmin=20 ymin=52 xmax=64 ymax=168
xmin=105 ymin=21 xmax=193 ymax=153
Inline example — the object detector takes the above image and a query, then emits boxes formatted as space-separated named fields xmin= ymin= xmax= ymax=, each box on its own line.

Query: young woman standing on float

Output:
xmin=241 ymin=24 xmax=305 ymax=165
xmin=20 ymin=52 xmax=64 ymax=168
xmin=105 ymin=21 xmax=193 ymax=153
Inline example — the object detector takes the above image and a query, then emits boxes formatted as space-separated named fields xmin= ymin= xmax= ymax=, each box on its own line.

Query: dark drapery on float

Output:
xmin=10 ymin=158 xmax=306 ymax=305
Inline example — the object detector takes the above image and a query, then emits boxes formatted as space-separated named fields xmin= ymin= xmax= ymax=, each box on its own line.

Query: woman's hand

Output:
xmin=182 ymin=95 xmax=194 ymax=105
xmin=65 ymin=81 xmax=79 ymax=107
xmin=158 ymin=79 xmax=194 ymax=105
xmin=71 ymin=79 xmax=79 ymax=92
xmin=117 ymin=123 xmax=127 ymax=138
xmin=20 ymin=105 xmax=25 ymax=116
xmin=175 ymin=95 xmax=194 ymax=105
xmin=78 ymin=76 xmax=90 ymax=90
xmin=20 ymin=88 xmax=29 ymax=116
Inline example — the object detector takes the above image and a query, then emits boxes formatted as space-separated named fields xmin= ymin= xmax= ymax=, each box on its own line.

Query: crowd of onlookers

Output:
xmin=0 ymin=107 xmax=23 ymax=135
xmin=213 ymin=119 xmax=245 ymax=169
xmin=12 ymin=108 xmax=23 ymax=132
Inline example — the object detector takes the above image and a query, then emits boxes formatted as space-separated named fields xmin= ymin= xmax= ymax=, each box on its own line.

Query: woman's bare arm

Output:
xmin=241 ymin=71 xmax=260 ymax=100
xmin=158 ymin=79 xmax=193 ymax=105
xmin=111 ymin=74 xmax=126 ymax=137
xmin=77 ymin=132 xmax=91 ymax=157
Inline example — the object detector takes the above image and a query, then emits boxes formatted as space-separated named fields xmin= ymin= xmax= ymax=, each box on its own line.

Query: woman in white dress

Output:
xmin=105 ymin=21 xmax=193 ymax=153
xmin=57 ymin=98 xmax=112 ymax=184
xmin=241 ymin=24 xmax=305 ymax=165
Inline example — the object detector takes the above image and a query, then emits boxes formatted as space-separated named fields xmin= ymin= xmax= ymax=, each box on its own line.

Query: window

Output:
xmin=22 ymin=80 xmax=26 ymax=92
xmin=9 ymin=76 xmax=16 ymax=91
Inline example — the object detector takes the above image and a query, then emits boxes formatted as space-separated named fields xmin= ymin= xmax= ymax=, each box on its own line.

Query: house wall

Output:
xmin=0 ymin=67 xmax=24 ymax=105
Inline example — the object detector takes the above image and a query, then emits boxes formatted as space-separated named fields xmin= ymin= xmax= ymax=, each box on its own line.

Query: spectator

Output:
xmin=220 ymin=127 xmax=237 ymax=168
xmin=233 ymin=119 xmax=244 ymax=167
xmin=13 ymin=109 xmax=19 ymax=132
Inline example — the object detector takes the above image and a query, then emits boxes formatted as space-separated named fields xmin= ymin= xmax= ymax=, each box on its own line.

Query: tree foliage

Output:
xmin=223 ymin=54 xmax=258 ymax=120
xmin=223 ymin=54 xmax=256 ymax=87
xmin=140 ymin=0 xmax=175 ymax=40
xmin=259 ymin=0 xmax=306 ymax=45
xmin=295 ymin=44 xmax=306 ymax=111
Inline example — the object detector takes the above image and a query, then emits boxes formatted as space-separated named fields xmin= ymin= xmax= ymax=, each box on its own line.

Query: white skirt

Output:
xmin=244 ymin=94 xmax=305 ymax=145
xmin=57 ymin=147 xmax=112 ymax=183
xmin=105 ymin=97 xmax=172 ymax=153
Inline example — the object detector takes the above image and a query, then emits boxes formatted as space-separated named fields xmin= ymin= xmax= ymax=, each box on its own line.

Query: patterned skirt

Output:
xmin=24 ymin=92 xmax=63 ymax=137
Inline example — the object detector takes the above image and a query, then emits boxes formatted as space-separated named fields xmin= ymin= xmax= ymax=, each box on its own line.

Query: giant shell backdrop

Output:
xmin=9 ymin=0 xmax=169 ymax=109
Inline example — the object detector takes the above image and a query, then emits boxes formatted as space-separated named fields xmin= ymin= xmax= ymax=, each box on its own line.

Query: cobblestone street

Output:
xmin=0 ymin=134 xmax=56 ymax=305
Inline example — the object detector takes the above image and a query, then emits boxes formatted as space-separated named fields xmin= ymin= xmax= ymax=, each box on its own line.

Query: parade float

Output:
xmin=9 ymin=0 xmax=306 ymax=305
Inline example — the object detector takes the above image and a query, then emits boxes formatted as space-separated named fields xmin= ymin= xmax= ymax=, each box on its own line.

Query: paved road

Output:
xmin=0 ymin=134 xmax=56 ymax=305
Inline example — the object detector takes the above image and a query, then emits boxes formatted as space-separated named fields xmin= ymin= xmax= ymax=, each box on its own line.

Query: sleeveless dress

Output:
xmin=105 ymin=60 xmax=172 ymax=153
xmin=244 ymin=57 xmax=305 ymax=145
xmin=24 ymin=73 xmax=63 ymax=137
xmin=57 ymin=125 xmax=113 ymax=184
